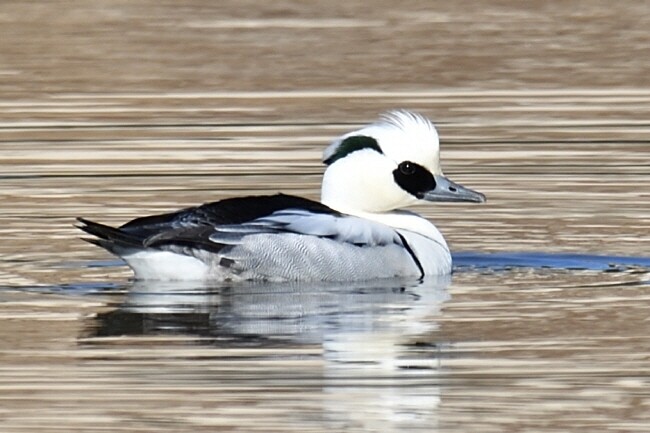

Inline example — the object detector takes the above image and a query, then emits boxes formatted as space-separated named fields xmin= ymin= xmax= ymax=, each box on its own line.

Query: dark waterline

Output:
xmin=4 ymin=251 xmax=648 ymax=297
xmin=68 ymin=251 xmax=650 ymax=276
xmin=453 ymin=251 xmax=650 ymax=272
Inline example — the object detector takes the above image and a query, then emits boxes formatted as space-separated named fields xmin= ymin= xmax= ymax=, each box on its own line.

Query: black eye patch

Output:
xmin=393 ymin=161 xmax=436 ymax=198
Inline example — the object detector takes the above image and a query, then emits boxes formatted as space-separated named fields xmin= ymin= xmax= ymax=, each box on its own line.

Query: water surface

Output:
xmin=1 ymin=2 xmax=650 ymax=432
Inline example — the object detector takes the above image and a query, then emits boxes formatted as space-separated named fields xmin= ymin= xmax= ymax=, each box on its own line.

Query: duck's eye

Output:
xmin=399 ymin=161 xmax=416 ymax=175
xmin=392 ymin=160 xmax=436 ymax=198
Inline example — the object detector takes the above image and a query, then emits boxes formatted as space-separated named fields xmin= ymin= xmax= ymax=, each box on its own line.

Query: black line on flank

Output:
xmin=397 ymin=233 xmax=425 ymax=279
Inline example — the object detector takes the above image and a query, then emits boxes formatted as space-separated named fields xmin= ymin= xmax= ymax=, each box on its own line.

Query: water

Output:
xmin=2 ymin=2 xmax=650 ymax=432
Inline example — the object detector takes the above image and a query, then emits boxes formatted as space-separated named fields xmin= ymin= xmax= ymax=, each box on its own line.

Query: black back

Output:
xmin=120 ymin=193 xmax=337 ymax=235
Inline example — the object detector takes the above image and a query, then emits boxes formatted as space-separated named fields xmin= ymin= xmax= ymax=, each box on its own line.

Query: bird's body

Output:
xmin=78 ymin=110 xmax=485 ymax=281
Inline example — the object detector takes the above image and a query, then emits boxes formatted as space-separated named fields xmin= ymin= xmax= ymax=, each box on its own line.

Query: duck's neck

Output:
xmin=321 ymin=197 xmax=446 ymax=246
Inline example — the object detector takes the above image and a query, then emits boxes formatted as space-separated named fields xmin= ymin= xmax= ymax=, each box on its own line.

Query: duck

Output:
xmin=77 ymin=110 xmax=485 ymax=281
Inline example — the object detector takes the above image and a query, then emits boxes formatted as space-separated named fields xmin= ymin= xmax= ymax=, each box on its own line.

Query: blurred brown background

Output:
xmin=1 ymin=3 xmax=650 ymax=433
xmin=2 ymin=1 xmax=648 ymax=98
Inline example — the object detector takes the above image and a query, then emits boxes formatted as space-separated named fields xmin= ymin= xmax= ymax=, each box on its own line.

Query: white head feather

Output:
xmin=323 ymin=110 xmax=442 ymax=175
xmin=321 ymin=110 xmax=443 ymax=214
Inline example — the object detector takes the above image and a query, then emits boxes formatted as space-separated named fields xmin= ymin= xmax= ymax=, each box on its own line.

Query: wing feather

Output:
xmin=77 ymin=194 xmax=418 ymax=280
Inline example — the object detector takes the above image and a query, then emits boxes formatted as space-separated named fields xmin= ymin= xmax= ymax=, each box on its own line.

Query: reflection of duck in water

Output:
xmin=90 ymin=277 xmax=450 ymax=432
xmin=77 ymin=110 xmax=484 ymax=281
xmin=93 ymin=276 xmax=450 ymax=343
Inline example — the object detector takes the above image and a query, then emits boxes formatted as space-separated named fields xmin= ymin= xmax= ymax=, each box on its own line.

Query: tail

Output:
xmin=76 ymin=217 xmax=146 ymax=255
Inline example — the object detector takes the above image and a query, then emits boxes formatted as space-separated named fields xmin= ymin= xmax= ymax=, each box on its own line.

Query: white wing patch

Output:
xmin=136 ymin=208 xmax=446 ymax=281
xmin=202 ymin=208 xmax=416 ymax=280
xmin=244 ymin=209 xmax=403 ymax=246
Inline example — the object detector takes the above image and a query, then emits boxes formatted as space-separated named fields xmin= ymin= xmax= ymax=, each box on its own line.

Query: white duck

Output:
xmin=77 ymin=110 xmax=485 ymax=281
